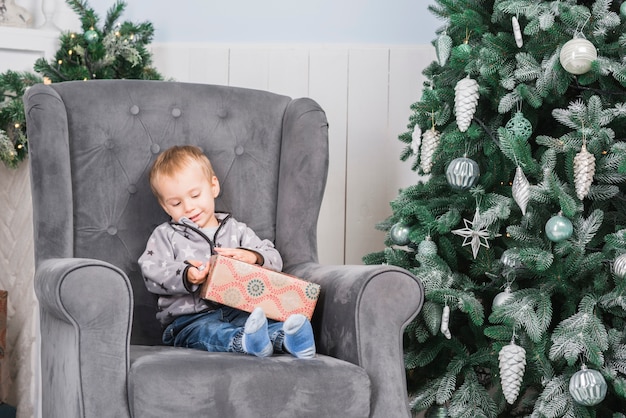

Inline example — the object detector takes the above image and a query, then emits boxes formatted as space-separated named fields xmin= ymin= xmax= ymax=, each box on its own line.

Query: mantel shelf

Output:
xmin=0 ymin=25 xmax=60 ymax=54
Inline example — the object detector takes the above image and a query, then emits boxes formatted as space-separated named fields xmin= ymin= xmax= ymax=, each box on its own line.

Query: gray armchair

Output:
xmin=24 ymin=80 xmax=424 ymax=418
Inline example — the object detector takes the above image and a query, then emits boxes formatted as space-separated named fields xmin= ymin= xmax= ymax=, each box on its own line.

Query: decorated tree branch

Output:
xmin=0 ymin=0 xmax=162 ymax=168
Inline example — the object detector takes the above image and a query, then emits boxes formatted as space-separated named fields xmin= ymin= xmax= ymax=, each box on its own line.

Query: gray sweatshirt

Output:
xmin=138 ymin=212 xmax=283 ymax=325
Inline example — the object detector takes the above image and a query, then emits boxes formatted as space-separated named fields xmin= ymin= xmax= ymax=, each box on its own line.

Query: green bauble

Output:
xmin=505 ymin=111 xmax=532 ymax=141
xmin=621 ymin=1 xmax=626 ymax=18
xmin=389 ymin=222 xmax=411 ymax=246
xmin=569 ymin=366 xmax=607 ymax=406
xmin=84 ymin=29 xmax=99 ymax=44
xmin=545 ymin=214 xmax=573 ymax=242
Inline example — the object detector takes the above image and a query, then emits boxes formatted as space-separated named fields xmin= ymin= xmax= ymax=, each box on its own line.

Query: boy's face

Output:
xmin=155 ymin=163 xmax=220 ymax=228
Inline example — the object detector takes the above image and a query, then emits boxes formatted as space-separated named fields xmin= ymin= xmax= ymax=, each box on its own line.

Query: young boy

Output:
xmin=138 ymin=145 xmax=315 ymax=358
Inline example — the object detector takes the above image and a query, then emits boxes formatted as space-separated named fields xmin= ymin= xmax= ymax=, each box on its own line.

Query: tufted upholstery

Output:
xmin=25 ymin=80 xmax=424 ymax=418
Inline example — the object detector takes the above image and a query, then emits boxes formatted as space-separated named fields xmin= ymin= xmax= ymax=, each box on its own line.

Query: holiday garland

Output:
xmin=0 ymin=0 xmax=162 ymax=168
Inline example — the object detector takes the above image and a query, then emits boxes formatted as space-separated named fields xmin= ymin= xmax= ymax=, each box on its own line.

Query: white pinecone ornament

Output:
xmin=573 ymin=143 xmax=595 ymax=200
xmin=420 ymin=127 xmax=441 ymax=174
xmin=499 ymin=341 xmax=526 ymax=404
xmin=436 ymin=32 xmax=453 ymax=66
xmin=411 ymin=124 xmax=422 ymax=155
xmin=454 ymin=76 xmax=479 ymax=132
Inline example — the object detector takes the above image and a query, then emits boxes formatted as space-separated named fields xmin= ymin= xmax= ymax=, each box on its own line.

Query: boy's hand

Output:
xmin=215 ymin=247 xmax=261 ymax=265
xmin=185 ymin=260 xmax=209 ymax=285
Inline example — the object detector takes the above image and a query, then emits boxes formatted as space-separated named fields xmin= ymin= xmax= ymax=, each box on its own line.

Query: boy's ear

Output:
xmin=211 ymin=176 xmax=220 ymax=197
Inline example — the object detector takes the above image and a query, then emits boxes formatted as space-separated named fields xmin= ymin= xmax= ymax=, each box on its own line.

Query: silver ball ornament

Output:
xmin=559 ymin=37 xmax=597 ymax=75
xmin=425 ymin=404 xmax=450 ymax=418
xmin=389 ymin=222 xmax=411 ymax=246
xmin=569 ymin=365 xmax=607 ymax=406
xmin=613 ymin=253 xmax=626 ymax=279
xmin=446 ymin=156 xmax=480 ymax=190
xmin=501 ymin=249 xmax=522 ymax=270
xmin=492 ymin=287 xmax=513 ymax=309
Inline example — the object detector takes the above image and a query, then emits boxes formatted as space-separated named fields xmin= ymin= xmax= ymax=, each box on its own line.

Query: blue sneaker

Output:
xmin=283 ymin=314 xmax=316 ymax=359
xmin=242 ymin=307 xmax=273 ymax=357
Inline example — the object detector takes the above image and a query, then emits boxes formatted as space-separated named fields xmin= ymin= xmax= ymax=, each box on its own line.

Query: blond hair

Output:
xmin=149 ymin=145 xmax=216 ymax=199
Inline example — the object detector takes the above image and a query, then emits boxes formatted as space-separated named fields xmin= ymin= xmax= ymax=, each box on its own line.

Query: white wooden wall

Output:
xmin=150 ymin=43 xmax=436 ymax=265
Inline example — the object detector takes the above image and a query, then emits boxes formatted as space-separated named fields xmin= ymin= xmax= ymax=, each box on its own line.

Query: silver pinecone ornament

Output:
xmin=512 ymin=166 xmax=530 ymax=215
xmin=573 ymin=143 xmax=595 ymax=200
xmin=454 ymin=76 xmax=479 ymax=132
xmin=420 ymin=127 xmax=441 ymax=174
xmin=499 ymin=340 xmax=526 ymax=404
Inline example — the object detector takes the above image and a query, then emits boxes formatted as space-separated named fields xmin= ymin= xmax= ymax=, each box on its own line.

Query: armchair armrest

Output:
xmin=35 ymin=258 xmax=133 ymax=418
xmin=288 ymin=262 xmax=424 ymax=418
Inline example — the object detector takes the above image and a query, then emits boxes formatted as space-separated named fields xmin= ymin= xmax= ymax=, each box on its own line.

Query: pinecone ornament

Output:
xmin=411 ymin=124 xmax=422 ymax=155
xmin=454 ymin=76 xmax=479 ymax=132
xmin=420 ymin=127 xmax=441 ymax=174
xmin=436 ymin=32 xmax=453 ymax=66
xmin=573 ymin=143 xmax=595 ymax=200
xmin=499 ymin=341 xmax=526 ymax=404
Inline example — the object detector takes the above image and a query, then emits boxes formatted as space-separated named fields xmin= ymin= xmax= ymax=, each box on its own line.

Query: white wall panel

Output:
xmin=268 ymin=48 xmax=310 ymax=98
xmin=229 ymin=47 xmax=270 ymax=90
xmin=344 ymin=48 xmax=391 ymax=264
xmin=309 ymin=48 xmax=349 ymax=266
xmin=187 ymin=46 xmax=230 ymax=85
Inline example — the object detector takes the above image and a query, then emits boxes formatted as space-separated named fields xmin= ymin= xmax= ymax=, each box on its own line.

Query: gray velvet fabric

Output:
xmin=129 ymin=346 xmax=370 ymax=418
xmin=24 ymin=79 xmax=424 ymax=418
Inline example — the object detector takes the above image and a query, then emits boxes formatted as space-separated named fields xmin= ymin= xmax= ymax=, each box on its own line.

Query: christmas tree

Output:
xmin=363 ymin=0 xmax=626 ymax=416
xmin=0 ymin=0 xmax=162 ymax=168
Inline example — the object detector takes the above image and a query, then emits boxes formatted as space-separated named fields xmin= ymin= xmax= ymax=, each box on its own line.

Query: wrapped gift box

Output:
xmin=200 ymin=255 xmax=320 ymax=322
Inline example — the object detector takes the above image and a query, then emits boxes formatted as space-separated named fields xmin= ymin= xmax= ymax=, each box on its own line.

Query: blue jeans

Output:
xmin=162 ymin=307 xmax=285 ymax=353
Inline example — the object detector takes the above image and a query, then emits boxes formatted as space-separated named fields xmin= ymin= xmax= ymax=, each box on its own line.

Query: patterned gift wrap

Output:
xmin=200 ymin=255 xmax=320 ymax=322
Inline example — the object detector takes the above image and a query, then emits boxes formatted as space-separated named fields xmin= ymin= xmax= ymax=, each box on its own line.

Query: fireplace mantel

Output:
xmin=0 ymin=25 xmax=59 ymax=72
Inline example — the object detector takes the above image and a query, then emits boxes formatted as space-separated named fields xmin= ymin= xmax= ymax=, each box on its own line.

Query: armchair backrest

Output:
xmin=25 ymin=80 xmax=329 ymax=345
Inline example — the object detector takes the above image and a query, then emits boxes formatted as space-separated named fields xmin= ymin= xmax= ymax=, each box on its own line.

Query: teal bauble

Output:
xmin=389 ymin=222 xmax=411 ymax=246
xmin=569 ymin=366 xmax=607 ymax=406
xmin=545 ymin=214 xmax=573 ymax=242
xmin=621 ymin=2 xmax=626 ymax=18
xmin=84 ymin=29 xmax=99 ymax=44
xmin=505 ymin=111 xmax=533 ymax=141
